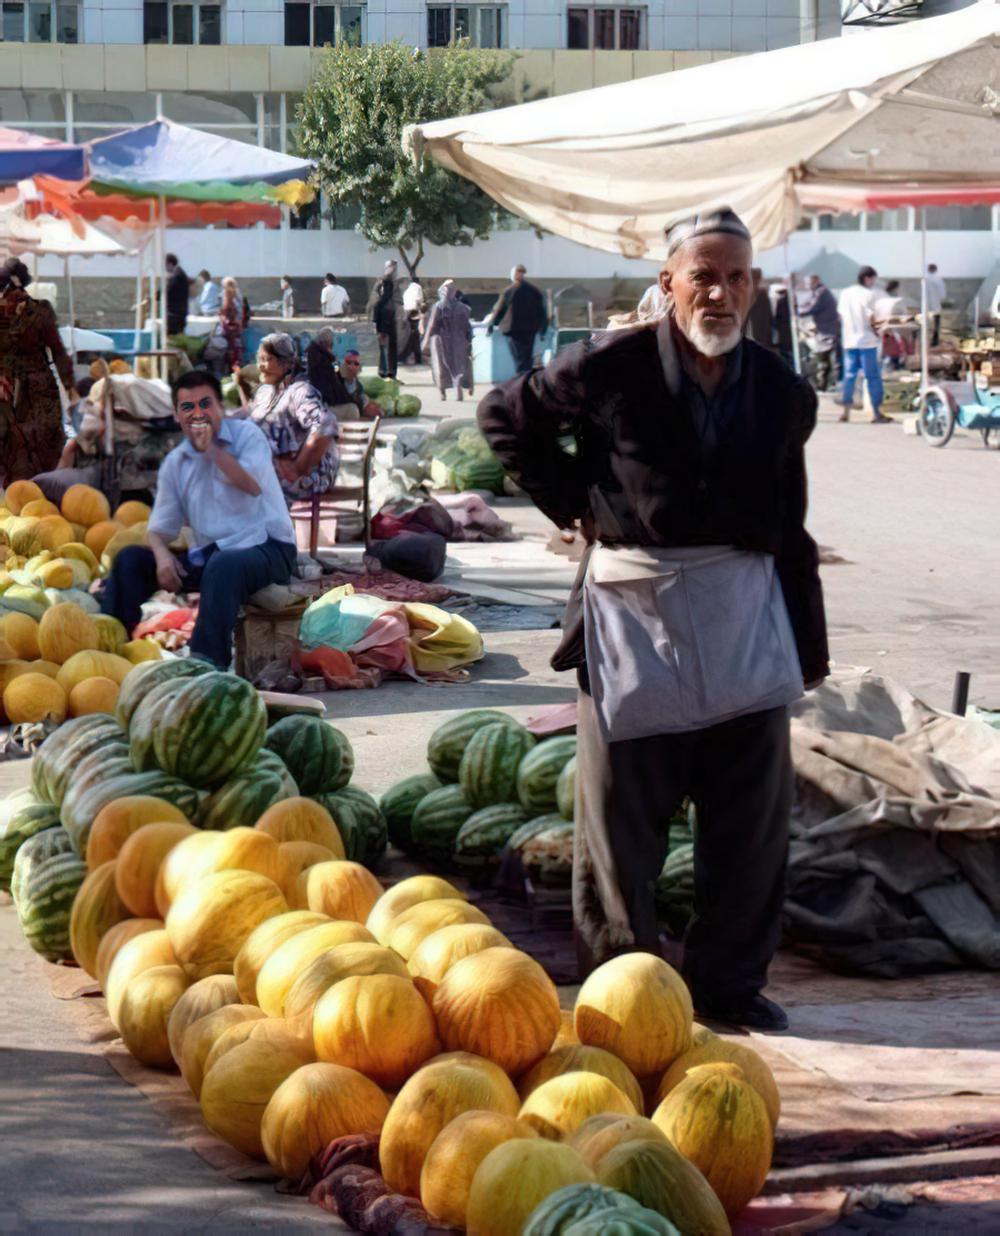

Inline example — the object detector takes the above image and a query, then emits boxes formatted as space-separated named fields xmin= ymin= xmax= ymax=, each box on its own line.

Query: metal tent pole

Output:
xmin=64 ymin=255 xmax=76 ymax=362
xmin=920 ymin=207 xmax=929 ymax=400
xmin=785 ymin=239 xmax=802 ymax=374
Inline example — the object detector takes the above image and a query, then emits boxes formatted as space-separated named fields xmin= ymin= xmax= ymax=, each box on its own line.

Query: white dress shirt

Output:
xmin=838 ymin=284 xmax=880 ymax=349
xmin=321 ymin=283 xmax=350 ymax=316
xmin=925 ymin=272 xmax=946 ymax=313
xmin=403 ymin=282 xmax=425 ymax=313
xmin=149 ymin=417 xmax=295 ymax=557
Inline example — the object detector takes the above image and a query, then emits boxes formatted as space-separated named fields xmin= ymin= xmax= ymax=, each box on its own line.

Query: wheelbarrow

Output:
xmin=918 ymin=376 xmax=1000 ymax=448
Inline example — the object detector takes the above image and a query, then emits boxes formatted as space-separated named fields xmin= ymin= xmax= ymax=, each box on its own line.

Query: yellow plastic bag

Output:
xmin=404 ymin=603 xmax=484 ymax=673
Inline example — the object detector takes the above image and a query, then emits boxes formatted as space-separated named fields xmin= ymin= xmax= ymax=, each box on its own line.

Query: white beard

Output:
xmin=686 ymin=321 xmax=743 ymax=358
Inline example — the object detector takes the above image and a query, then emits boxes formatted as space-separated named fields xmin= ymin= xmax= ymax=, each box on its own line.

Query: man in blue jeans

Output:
xmin=102 ymin=369 xmax=297 ymax=669
xmin=836 ymin=265 xmax=889 ymax=423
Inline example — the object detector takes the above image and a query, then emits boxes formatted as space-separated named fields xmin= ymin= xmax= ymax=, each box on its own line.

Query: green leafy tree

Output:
xmin=296 ymin=41 xmax=514 ymax=278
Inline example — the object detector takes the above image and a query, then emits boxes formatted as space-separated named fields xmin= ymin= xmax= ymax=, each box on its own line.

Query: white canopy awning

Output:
xmin=0 ymin=207 xmax=129 ymax=257
xmin=408 ymin=1 xmax=1000 ymax=257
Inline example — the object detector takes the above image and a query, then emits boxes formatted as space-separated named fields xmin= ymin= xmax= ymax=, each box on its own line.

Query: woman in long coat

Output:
xmin=423 ymin=280 xmax=472 ymax=401
xmin=0 ymin=257 xmax=75 ymax=485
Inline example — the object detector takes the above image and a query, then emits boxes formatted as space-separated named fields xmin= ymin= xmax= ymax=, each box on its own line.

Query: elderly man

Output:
xmin=102 ymin=369 xmax=297 ymax=669
xmin=478 ymin=208 xmax=828 ymax=1031
xmin=487 ymin=263 xmax=549 ymax=375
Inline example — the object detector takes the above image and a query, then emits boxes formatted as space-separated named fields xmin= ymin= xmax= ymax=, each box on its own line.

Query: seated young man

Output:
xmin=102 ymin=369 xmax=297 ymax=669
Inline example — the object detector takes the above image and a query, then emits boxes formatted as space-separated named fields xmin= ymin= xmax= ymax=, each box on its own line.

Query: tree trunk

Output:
xmin=398 ymin=236 xmax=425 ymax=280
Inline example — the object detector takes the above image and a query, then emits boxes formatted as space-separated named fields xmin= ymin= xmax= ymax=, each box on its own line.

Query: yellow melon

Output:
xmin=154 ymin=830 xmax=225 ymax=912
xmin=20 ymin=498 xmax=60 ymax=519
xmin=56 ymin=649 xmax=133 ymax=693
xmin=3 ymin=673 xmax=67 ymax=723
xmin=3 ymin=612 xmax=39 ymax=660
xmin=420 ymin=1111 xmax=539 ymax=1228
xmin=95 ymin=917 xmax=164 ymax=991
xmin=165 ymin=869 xmax=288 ymax=980
xmin=202 ymin=1015 xmax=314 ymax=1081
xmin=255 ymin=920 xmax=377 ymax=1017
xmin=379 ymin=1052 xmax=521 ymax=1198
xmin=86 ymin=794 xmax=190 ymax=870
xmin=284 ymin=941 xmax=410 ymax=1044
xmin=61 ymin=483 xmax=111 ymax=527
xmin=407 ymin=922 xmax=513 ymax=1002
xmin=84 ymin=520 xmax=119 ymax=559
xmin=313 ymin=973 xmax=441 ymax=1090
xmin=118 ymin=964 xmax=190 ymax=1068
xmin=261 ymin=1062 xmax=390 ymax=1182
xmin=69 ymin=675 xmax=120 ymax=717
xmin=465 ymin=1138 xmax=594 ymax=1236
xmin=386 ymin=898 xmax=491 ymax=962
xmin=518 ymin=1071 xmax=637 ymax=1141
xmin=122 ymin=638 xmax=162 ymax=664
xmin=179 ymin=1004 xmax=267 ymax=1097
xmin=155 ymin=827 xmax=284 ymax=916
xmin=93 ymin=614 xmax=127 ymax=654
xmin=105 ymin=928 xmax=178 ymax=1027
xmin=114 ymin=500 xmax=152 ymax=528
xmin=652 ymin=1039 xmax=781 ymax=1128
xmin=570 ymin=1113 xmax=669 ymax=1172
xmin=297 ymin=860 xmax=382 ymax=924
xmin=165 ymin=974 xmax=241 ymax=1065
xmin=518 ymin=1045 xmax=644 ymax=1113
xmin=69 ymin=860 xmax=131 ymax=978
xmin=115 ymin=821 xmax=197 ymax=918
xmin=575 ymin=953 xmax=693 ymax=1079
xmin=34 ymin=515 xmax=75 ymax=552
xmin=37 ymin=603 xmax=98 ymax=665
xmin=277 ymin=841 xmax=337 ymax=904
xmin=5 ymin=480 xmax=44 ymax=515
xmin=366 ymin=874 xmax=466 ymax=945
xmin=99 ymin=522 xmax=148 ymax=570
xmin=37 ymin=559 xmax=74 ymax=589
xmin=554 ymin=1008 xmax=579 ymax=1049
xmin=232 ymin=910 xmax=330 ymax=1005
xmin=29 ymin=659 xmax=60 ymax=679
xmin=56 ymin=542 xmax=100 ymax=579
xmin=200 ymin=1036 xmax=313 ymax=1158
xmin=255 ymin=797 xmax=345 ymax=857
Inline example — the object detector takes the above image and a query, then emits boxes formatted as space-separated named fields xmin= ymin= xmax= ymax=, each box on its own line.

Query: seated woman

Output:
xmin=238 ymin=332 xmax=338 ymax=503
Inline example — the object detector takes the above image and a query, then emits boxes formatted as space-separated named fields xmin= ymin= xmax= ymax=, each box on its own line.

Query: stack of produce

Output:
xmin=379 ymin=709 xmax=576 ymax=886
xmin=426 ymin=425 xmax=507 ymax=496
xmin=0 ymin=661 xmax=380 ymax=965
xmin=360 ymin=375 xmax=422 ymax=418
xmin=67 ymin=850 xmax=778 ymax=1231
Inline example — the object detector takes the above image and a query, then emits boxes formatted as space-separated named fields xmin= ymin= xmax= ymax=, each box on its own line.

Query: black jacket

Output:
xmin=490 ymin=280 xmax=548 ymax=336
xmin=477 ymin=320 xmax=829 ymax=684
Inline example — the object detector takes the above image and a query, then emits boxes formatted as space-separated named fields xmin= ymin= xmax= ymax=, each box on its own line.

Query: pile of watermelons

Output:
xmin=360 ymin=376 xmax=422 ymax=418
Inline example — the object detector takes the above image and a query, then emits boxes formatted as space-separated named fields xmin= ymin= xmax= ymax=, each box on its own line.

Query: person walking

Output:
xmin=219 ymin=276 xmax=245 ymax=370
xmin=423 ymin=280 xmax=473 ymax=401
xmin=925 ymin=263 xmax=946 ymax=347
xmin=0 ymin=257 xmax=76 ymax=486
xmin=372 ymin=260 xmax=403 ymax=379
xmin=487 ymin=263 xmax=548 ymax=375
xmin=401 ymin=277 xmax=426 ymax=365
xmin=321 ymin=273 xmax=351 ymax=318
xmin=874 ymin=280 xmax=911 ymax=372
xmin=280 ymin=276 xmax=295 ymax=321
xmin=837 ymin=266 xmax=888 ymax=423
xmin=800 ymin=274 xmax=841 ymax=392
xmin=165 ymin=253 xmax=191 ymax=336
xmin=479 ymin=208 xmax=828 ymax=1031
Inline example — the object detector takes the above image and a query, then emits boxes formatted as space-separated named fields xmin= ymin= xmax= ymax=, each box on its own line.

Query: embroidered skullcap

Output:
xmin=665 ymin=207 xmax=751 ymax=258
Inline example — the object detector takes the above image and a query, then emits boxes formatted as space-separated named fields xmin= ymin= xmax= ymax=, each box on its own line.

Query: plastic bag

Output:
xmin=404 ymin=602 xmax=484 ymax=672
xmin=298 ymin=585 xmax=393 ymax=652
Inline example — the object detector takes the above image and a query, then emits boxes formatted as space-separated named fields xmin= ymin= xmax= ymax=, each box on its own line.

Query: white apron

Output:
xmin=583 ymin=544 xmax=804 ymax=743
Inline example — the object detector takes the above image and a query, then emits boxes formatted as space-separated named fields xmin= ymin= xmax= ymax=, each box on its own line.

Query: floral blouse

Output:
xmin=245 ymin=376 xmax=339 ymax=501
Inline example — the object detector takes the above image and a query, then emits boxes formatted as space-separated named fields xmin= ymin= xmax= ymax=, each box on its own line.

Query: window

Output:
xmin=284 ymin=2 xmax=364 ymax=46
xmin=427 ymin=4 xmax=506 ymax=47
xmin=924 ymin=205 xmax=991 ymax=231
xmin=567 ymin=6 xmax=644 ymax=49
xmin=143 ymin=1 xmax=221 ymax=44
xmin=2 ymin=0 xmax=77 ymax=41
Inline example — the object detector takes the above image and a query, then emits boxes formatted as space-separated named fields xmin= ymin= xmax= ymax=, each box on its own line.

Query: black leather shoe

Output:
xmin=693 ymin=993 xmax=789 ymax=1032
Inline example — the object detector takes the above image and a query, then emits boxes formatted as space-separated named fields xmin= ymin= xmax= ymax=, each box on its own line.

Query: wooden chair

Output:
xmin=289 ymin=413 xmax=382 ymax=556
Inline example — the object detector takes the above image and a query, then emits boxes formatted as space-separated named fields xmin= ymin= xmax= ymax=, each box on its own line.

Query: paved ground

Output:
xmin=1 ymin=364 xmax=998 ymax=1231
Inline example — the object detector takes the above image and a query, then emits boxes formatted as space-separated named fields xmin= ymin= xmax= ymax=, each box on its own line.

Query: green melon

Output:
xmin=517 ymin=737 xmax=578 ymax=815
xmin=15 ymin=842 xmax=88 ymax=962
xmin=380 ymin=772 xmax=442 ymax=853
xmin=426 ymin=709 xmax=521 ymax=783
xmin=410 ymin=783 xmax=474 ymax=865
xmin=10 ymin=824 xmax=76 ymax=906
xmin=523 ymin=1183 xmax=680 ymax=1236
xmin=60 ymin=769 xmax=204 ymax=856
xmin=556 ymin=756 xmax=576 ymax=821
xmin=128 ymin=670 xmax=267 ymax=789
xmin=459 ymin=721 xmax=537 ymax=809
xmin=0 ymin=799 xmax=62 ymax=893
xmin=114 ymin=656 xmax=215 ymax=731
xmin=450 ymin=454 xmax=506 ymax=496
xmin=257 ymin=749 xmax=299 ymax=798
xmin=264 ymin=715 xmax=354 ymax=795
xmin=196 ymin=756 xmax=298 ymax=831
xmin=30 ymin=713 xmax=126 ymax=807
xmin=508 ymin=815 xmax=575 ymax=887
xmin=453 ymin=803 xmax=530 ymax=878
xmin=313 ymin=787 xmax=387 ymax=869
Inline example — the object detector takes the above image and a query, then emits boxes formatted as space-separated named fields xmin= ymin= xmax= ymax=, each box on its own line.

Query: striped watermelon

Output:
xmin=14 ymin=833 xmax=87 ymax=961
xmin=115 ymin=656 xmax=214 ymax=731
xmin=507 ymin=816 xmax=575 ymax=888
xmin=314 ymin=787 xmax=387 ymax=869
xmin=129 ymin=671 xmax=267 ymax=789
xmin=556 ymin=756 xmax=576 ymax=821
xmin=380 ymin=773 xmax=442 ymax=853
xmin=264 ymin=715 xmax=354 ymax=795
xmin=410 ymin=784 xmax=473 ymax=865
xmin=196 ymin=755 xmax=298 ymax=831
xmin=61 ymin=769 xmax=204 ymax=856
xmin=0 ymin=798 xmax=61 ymax=892
xmin=459 ymin=722 xmax=537 ymax=809
xmin=454 ymin=803 xmax=530 ymax=878
xmin=31 ymin=713 xmax=126 ymax=807
xmin=516 ymin=737 xmax=577 ymax=814
xmin=427 ymin=710 xmax=522 ymax=782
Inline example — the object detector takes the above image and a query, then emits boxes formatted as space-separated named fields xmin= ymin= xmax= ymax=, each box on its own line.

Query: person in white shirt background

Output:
xmin=401 ymin=277 xmax=426 ymax=365
xmin=925 ymin=263 xmax=947 ymax=347
xmin=321 ymin=273 xmax=351 ymax=318
xmin=837 ymin=265 xmax=889 ymax=424
xmin=637 ymin=280 xmax=668 ymax=321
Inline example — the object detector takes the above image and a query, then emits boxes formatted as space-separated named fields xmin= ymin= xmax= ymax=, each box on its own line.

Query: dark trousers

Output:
xmin=814 ymin=348 xmax=836 ymax=392
xmin=378 ymin=328 xmax=398 ymax=378
xmin=506 ymin=330 xmax=536 ymax=374
xmin=930 ymin=312 xmax=941 ymax=348
xmin=574 ymin=685 xmax=793 ymax=1001
xmin=102 ymin=538 xmax=296 ymax=669
xmin=400 ymin=314 xmax=422 ymax=364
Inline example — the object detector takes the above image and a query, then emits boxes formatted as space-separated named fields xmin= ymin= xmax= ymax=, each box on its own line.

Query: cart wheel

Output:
xmin=919 ymin=385 xmax=956 ymax=447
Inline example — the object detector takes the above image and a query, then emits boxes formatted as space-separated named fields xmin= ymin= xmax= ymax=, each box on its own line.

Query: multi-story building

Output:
xmin=0 ymin=0 xmax=993 ymax=318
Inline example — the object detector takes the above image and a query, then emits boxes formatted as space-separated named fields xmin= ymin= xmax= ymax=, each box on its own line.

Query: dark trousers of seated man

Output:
xmin=102 ymin=538 xmax=296 ymax=669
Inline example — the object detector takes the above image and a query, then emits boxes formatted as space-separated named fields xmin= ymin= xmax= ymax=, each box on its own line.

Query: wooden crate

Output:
xmin=234 ymin=605 xmax=306 ymax=681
